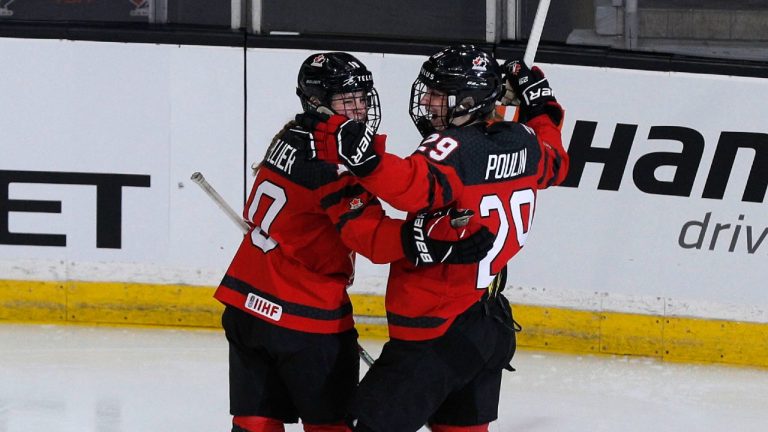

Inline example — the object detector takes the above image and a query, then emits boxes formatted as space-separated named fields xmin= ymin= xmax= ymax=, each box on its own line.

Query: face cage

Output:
xmin=410 ymin=79 xmax=449 ymax=137
xmin=328 ymin=87 xmax=382 ymax=133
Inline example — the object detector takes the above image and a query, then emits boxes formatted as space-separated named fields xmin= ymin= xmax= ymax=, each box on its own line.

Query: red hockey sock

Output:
xmin=232 ymin=416 xmax=285 ymax=432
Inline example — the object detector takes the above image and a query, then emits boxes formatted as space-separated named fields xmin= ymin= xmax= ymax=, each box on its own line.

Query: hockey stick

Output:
xmin=500 ymin=0 xmax=551 ymax=107
xmin=190 ymin=171 xmax=376 ymax=367
xmin=191 ymin=172 xmax=250 ymax=233
xmin=523 ymin=0 xmax=551 ymax=67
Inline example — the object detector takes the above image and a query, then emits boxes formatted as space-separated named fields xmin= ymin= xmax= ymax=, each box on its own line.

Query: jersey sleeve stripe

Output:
xmin=335 ymin=198 xmax=381 ymax=231
xmin=537 ymin=149 xmax=551 ymax=186
xmin=320 ymin=184 xmax=367 ymax=209
xmin=548 ymin=150 xmax=565 ymax=187
xmin=426 ymin=163 xmax=454 ymax=209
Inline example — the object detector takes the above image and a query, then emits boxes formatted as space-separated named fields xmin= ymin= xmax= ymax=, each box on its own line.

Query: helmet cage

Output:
xmin=297 ymin=53 xmax=381 ymax=131
xmin=325 ymin=86 xmax=381 ymax=132
xmin=410 ymin=78 xmax=448 ymax=137
xmin=409 ymin=46 xmax=503 ymax=137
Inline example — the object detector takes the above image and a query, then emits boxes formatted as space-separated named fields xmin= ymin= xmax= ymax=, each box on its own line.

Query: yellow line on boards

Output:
xmin=1 ymin=279 xmax=766 ymax=368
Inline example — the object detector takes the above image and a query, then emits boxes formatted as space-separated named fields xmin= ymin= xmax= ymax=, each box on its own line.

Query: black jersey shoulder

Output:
xmin=261 ymin=125 xmax=343 ymax=190
xmin=429 ymin=122 xmax=542 ymax=186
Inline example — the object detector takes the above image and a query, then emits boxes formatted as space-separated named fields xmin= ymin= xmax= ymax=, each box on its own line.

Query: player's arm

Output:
xmin=527 ymin=114 xmax=569 ymax=188
xmin=318 ymin=176 xmax=491 ymax=266
xmin=358 ymin=149 xmax=463 ymax=213
xmin=298 ymin=112 xmax=463 ymax=213
xmin=318 ymin=179 xmax=402 ymax=264
xmin=503 ymin=60 xmax=570 ymax=188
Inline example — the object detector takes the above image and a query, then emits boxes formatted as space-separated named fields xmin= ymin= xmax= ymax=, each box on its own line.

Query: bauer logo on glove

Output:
xmin=401 ymin=208 xmax=495 ymax=267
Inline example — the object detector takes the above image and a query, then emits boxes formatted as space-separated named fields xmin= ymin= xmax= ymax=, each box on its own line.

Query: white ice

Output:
xmin=1 ymin=323 xmax=766 ymax=432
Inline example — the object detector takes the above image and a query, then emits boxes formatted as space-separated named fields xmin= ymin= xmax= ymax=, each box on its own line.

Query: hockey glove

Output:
xmin=502 ymin=60 xmax=563 ymax=126
xmin=296 ymin=110 xmax=383 ymax=177
xmin=401 ymin=208 xmax=495 ymax=267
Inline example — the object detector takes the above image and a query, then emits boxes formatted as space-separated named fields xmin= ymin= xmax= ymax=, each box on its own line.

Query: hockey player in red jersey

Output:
xmin=214 ymin=52 xmax=494 ymax=432
xmin=297 ymin=45 xmax=569 ymax=432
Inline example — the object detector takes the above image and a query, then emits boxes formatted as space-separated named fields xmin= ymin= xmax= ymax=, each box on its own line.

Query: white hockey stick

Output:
xmin=523 ymin=0 xmax=551 ymax=67
xmin=191 ymin=172 xmax=250 ymax=233
xmin=501 ymin=0 xmax=552 ymax=107
xmin=190 ymin=171 xmax=375 ymax=367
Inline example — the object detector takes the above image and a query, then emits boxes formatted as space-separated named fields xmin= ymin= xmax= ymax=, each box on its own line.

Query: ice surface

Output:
xmin=1 ymin=323 xmax=766 ymax=432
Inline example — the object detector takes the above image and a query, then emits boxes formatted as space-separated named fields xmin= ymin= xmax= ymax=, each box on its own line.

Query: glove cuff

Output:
xmin=400 ymin=213 xmax=429 ymax=265
xmin=520 ymin=100 xmax=563 ymax=127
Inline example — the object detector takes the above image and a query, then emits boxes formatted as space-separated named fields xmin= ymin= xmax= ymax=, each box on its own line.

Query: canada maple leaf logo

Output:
xmin=349 ymin=198 xmax=364 ymax=210
xmin=472 ymin=56 xmax=488 ymax=69
xmin=311 ymin=54 xmax=326 ymax=67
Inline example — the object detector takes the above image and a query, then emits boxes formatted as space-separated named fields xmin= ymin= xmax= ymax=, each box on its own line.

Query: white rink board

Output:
xmin=0 ymin=38 xmax=244 ymax=285
xmin=1 ymin=38 xmax=766 ymax=322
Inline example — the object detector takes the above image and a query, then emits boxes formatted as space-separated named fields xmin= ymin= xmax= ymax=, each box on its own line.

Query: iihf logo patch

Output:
xmin=472 ymin=56 xmax=488 ymax=71
xmin=245 ymin=293 xmax=283 ymax=321
xmin=349 ymin=198 xmax=364 ymax=210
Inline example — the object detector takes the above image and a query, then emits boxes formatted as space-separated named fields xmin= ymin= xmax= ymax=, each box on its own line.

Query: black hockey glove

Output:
xmin=295 ymin=110 xmax=382 ymax=177
xmin=502 ymin=60 xmax=562 ymax=125
xmin=401 ymin=208 xmax=495 ymax=267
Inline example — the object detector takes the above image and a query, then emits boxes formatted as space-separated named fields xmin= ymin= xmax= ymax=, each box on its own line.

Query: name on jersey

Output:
xmin=485 ymin=148 xmax=527 ymax=180
xmin=245 ymin=293 xmax=283 ymax=321
xmin=266 ymin=139 xmax=297 ymax=175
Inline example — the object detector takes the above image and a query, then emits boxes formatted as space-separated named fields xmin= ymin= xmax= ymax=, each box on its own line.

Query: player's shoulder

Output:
xmin=435 ymin=124 xmax=480 ymax=142
xmin=428 ymin=122 xmax=534 ymax=151
xmin=279 ymin=123 xmax=313 ymax=148
xmin=487 ymin=120 xmax=537 ymax=139
xmin=261 ymin=121 xmax=342 ymax=190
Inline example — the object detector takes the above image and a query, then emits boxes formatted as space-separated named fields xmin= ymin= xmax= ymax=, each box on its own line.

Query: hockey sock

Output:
xmin=232 ymin=415 xmax=285 ymax=432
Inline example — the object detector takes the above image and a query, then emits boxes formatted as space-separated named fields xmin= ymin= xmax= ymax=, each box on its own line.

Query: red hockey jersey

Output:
xmin=214 ymin=125 xmax=403 ymax=334
xmin=359 ymin=114 xmax=569 ymax=340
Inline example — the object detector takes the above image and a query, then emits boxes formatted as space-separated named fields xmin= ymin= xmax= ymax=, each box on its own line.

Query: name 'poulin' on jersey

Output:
xmin=485 ymin=148 xmax=527 ymax=180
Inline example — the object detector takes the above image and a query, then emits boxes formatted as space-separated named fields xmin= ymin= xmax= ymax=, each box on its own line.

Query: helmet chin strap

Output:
xmin=450 ymin=115 xmax=475 ymax=128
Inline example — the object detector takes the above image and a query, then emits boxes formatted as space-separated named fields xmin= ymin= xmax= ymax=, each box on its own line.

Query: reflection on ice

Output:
xmin=1 ymin=323 xmax=767 ymax=432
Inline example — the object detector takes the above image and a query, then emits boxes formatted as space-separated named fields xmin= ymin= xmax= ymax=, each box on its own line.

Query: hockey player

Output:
xmin=214 ymin=52 xmax=495 ymax=432
xmin=297 ymin=45 xmax=569 ymax=432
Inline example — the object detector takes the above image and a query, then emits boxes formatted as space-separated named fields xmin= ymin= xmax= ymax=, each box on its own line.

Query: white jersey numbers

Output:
xmin=418 ymin=134 xmax=459 ymax=162
xmin=247 ymin=180 xmax=287 ymax=252
xmin=476 ymin=189 xmax=535 ymax=288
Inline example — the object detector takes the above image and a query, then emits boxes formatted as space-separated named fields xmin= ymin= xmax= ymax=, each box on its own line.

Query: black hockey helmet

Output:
xmin=410 ymin=44 xmax=504 ymax=136
xmin=297 ymin=52 xmax=381 ymax=131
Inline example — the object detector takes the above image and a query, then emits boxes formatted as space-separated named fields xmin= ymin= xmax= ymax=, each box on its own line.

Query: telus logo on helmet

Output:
xmin=342 ymin=74 xmax=372 ymax=87
xmin=420 ymin=67 xmax=435 ymax=80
